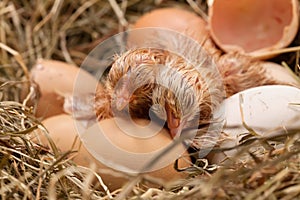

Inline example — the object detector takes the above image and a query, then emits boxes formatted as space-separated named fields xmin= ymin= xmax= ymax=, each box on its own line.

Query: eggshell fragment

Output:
xmin=80 ymin=117 xmax=191 ymax=175
xmin=40 ymin=115 xmax=191 ymax=190
xmin=30 ymin=59 xmax=100 ymax=118
xmin=209 ymin=0 xmax=299 ymax=59
xmin=210 ymin=85 xmax=300 ymax=163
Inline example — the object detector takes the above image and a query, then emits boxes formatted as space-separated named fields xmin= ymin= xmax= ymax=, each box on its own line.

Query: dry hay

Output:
xmin=0 ymin=0 xmax=300 ymax=199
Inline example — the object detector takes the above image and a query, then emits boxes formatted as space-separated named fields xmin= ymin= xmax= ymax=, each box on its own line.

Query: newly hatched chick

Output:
xmin=106 ymin=32 xmax=225 ymax=142
xmin=95 ymin=48 xmax=168 ymax=120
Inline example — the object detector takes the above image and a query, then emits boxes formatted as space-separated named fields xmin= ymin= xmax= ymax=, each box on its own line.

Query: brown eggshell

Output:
xmin=133 ymin=7 xmax=209 ymax=43
xmin=130 ymin=7 xmax=223 ymax=59
xmin=209 ymin=0 xmax=299 ymax=59
xmin=129 ymin=7 xmax=222 ymax=58
xmin=30 ymin=59 xmax=100 ymax=119
xmin=40 ymin=115 xmax=191 ymax=191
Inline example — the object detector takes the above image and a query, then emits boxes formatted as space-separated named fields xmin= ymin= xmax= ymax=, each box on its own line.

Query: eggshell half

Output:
xmin=40 ymin=115 xmax=191 ymax=191
xmin=209 ymin=0 xmax=299 ymax=59
xmin=30 ymin=59 xmax=100 ymax=118
xmin=210 ymin=85 xmax=300 ymax=163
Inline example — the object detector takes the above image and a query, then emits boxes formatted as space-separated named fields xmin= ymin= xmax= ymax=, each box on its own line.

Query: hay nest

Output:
xmin=0 ymin=0 xmax=300 ymax=199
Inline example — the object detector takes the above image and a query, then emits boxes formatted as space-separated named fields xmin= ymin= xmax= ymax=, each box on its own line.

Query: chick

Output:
xmin=95 ymin=48 xmax=168 ymax=120
xmin=104 ymin=33 xmax=225 ymax=142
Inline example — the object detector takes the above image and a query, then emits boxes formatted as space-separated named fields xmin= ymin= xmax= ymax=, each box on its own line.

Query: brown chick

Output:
xmin=104 ymin=33 xmax=225 ymax=143
xmin=103 ymin=27 xmax=224 ymax=123
xmin=95 ymin=48 xmax=169 ymax=120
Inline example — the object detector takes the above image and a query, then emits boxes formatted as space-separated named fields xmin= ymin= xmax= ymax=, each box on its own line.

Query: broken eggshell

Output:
xmin=29 ymin=59 xmax=100 ymax=119
xmin=130 ymin=7 xmax=221 ymax=57
xmin=79 ymin=117 xmax=191 ymax=175
xmin=210 ymin=85 xmax=300 ymax=164
xmin=41 ymin=115 xmax=191 ymax=191
xmin=208 ymin=0 xmax=299 ymax=59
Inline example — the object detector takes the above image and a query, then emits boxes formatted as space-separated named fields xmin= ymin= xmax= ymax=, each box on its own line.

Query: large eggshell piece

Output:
xmin=30 ymin=59 xmax=100 ymax=118
xmin=80 ymin=117 xmax=191 ymax=175
xmin=130 ymin=7 xmax=221 ymax=59
xmin=209 ymin=0 xmax=299 ymax=59
xmin=210 ymin=85 xmax=300 ymax=163
xmin=41 ymin=115 xmax=190 ymax=191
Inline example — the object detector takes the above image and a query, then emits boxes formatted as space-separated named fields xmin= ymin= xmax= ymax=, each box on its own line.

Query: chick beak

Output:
xmin=169 ymin=123 xmax=183 ymax=139
xmin=165 ymin=103 xmax=182 ymax=139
